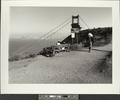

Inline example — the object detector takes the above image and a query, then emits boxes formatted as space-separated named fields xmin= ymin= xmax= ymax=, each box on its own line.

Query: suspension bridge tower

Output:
xmin=71 ymin=15 xmax=81 ymax=45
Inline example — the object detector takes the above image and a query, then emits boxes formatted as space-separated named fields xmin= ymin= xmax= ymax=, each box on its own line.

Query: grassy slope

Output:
xmin=62 ymin=27 xmax=112 ymax=46
xmin=9 ymin=27 xmax=112 ymax=83
xmin=9 ymin=27 xmax=112 ymax=64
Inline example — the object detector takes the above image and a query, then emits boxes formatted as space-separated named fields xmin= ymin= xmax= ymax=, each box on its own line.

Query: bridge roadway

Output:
xmin=9 ymin=43 xmax=112 ymax=83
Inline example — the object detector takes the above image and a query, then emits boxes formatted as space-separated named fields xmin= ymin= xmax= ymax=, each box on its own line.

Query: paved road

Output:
xmin=9 ymin=44 xmax=112 ymax=83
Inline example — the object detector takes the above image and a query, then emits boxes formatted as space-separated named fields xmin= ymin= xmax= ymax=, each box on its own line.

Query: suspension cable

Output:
xmin=79 ymin=15 xmax=90 ymax=29
xmin=45 ymin=20 xmax=71 ymax=39
xmin=40 ymin=17 xmax=71 ymax=39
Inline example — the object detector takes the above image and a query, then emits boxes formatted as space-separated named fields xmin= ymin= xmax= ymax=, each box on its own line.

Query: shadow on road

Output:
xmin=92 ymin=49 xmax=111 ymax=52
xmin=72 ymin=49 xmax=89 ymax=52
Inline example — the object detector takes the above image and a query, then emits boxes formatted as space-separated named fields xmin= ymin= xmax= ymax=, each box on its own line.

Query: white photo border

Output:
xmin=1 ymin=0 xmax=120 ymax=94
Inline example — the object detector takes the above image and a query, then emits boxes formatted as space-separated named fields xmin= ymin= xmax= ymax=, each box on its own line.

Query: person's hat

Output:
xmin=88 ymin=33 xmax=93 ymax=37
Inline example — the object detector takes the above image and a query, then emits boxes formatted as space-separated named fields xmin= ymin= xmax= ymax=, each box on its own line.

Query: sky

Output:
xmin=10 ymin=7 xmax=112 ymax=39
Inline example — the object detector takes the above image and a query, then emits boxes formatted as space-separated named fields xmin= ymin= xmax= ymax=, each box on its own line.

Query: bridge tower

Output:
xmin=71 ymin=15 xmax=81 ymax=44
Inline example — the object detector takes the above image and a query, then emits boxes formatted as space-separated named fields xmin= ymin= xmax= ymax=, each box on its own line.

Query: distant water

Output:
xmin=9 ymin=38 xmax=58 ymax=57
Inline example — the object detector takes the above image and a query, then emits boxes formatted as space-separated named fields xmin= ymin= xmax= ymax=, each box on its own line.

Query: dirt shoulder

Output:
xmin=9 ymin=44 xmax=112 ymax=84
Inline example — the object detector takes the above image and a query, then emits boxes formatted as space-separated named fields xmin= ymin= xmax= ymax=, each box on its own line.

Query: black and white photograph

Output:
xmin=1 ymin=0 xmax=120 ymax=94
xmin=9 ymin=7 xmax=112 ymax=84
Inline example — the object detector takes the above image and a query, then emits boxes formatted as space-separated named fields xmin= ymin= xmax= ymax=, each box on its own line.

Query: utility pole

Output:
xmin=71 ymin=33 xmax=75 ymax=44
xmin=76 ymin=32 xmax=79 ymax=44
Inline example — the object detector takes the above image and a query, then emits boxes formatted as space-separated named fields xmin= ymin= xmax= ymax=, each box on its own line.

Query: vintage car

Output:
xmin=53 ymin=44 xmax=70 ymax=53
xmin=40 ymin=44 xmax=70 ymax=57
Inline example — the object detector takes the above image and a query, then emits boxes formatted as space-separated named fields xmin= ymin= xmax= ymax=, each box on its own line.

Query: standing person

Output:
xmin=56 ymin=41 xmax=61 ymax=52
xmin=88 ymin=33 xmax=94 ymax=53
xmin=57 ymin=41 xmax=61 ymax=46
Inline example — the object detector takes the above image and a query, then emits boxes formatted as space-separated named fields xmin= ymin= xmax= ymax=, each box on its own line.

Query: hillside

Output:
xmin=9 ymin=43 xmax=112 ymax=83
xmin=62 ymin=27 xmax=112 ymax=46
xmin=9 ymin=27 xmax=112 ymax=83
xmin=9 ymin=27 xmax=112 ymax=61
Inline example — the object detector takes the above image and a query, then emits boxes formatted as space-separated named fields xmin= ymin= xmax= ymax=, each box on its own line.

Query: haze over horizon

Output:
xmin=10 ymin=7 xmax=112 ymax=39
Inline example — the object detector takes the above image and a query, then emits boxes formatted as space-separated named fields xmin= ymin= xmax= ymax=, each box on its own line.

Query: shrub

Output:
xmin=28 ymin=54 xmax=36 ymax=58
xmin=9 ymin=55 xmax=21 ymax=62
